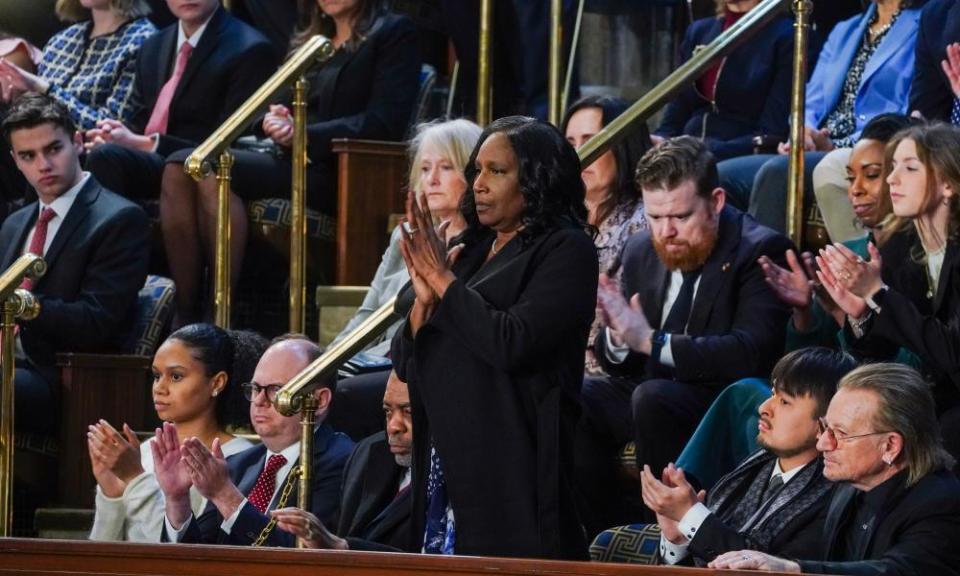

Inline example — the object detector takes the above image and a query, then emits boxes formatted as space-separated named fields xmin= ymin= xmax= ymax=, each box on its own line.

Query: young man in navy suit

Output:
xmin=156 ymin=337 xmax=354 ymax=547
xmin=0 ymin=93 xmax=149 ymax=435
xmin=83 ymin=0 xmax=276 ymax=200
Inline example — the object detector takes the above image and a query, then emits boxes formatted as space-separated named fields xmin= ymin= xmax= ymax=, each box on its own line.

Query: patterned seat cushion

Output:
xmin=590 ymin=523 xmax=662 ymax=564
xmin=248 ymin=198 xmax=336 ymax=242
xmin=130 ymin=275 xmax=176 ymax=357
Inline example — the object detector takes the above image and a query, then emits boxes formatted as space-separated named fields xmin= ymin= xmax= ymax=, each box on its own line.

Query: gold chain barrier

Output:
xmin=0 ymin=254 xmax=46 ymax=536
xmin=184 ymin=35 xmax=335 ymax=330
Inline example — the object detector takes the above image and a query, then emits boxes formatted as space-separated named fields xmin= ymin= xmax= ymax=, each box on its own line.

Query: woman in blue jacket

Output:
xmin=653 ymin=0 xmax=796 ymax=163
xmin=717 ymin=0 xmax=924 ymax=233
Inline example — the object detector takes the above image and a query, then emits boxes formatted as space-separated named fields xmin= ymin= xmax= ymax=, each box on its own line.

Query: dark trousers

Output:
xmin=575 ymin=375 xmax=717 ymax=536
xmin=14 ymin=363 xmax=58 ymax=435
xmin=84 ymin=143 xmax=165 ymax=200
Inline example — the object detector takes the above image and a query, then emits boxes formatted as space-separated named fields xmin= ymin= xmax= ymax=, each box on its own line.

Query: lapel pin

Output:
xmin=721 ymin=262 xmax=731 ymax=272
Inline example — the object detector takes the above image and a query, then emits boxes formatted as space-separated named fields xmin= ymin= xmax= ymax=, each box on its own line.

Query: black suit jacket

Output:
xmin=846 ymin=228 xmax=960 ymax=413
xmin=337 ymin=431 xmax=413 ymax=551
xmin=128 ymin=6 xmax=276 ymax=156
xmin=685 ymin=455 xmax=830 ymax=564
xmin=174 ymin=423 xmax=354 ymax=547
xmin=0 ymin=176 xmax=149 ymax=375
xmin=800 ymin=469 xmax=960 ymax=576
xmin=598 ymin=206 xmax=792 ymax=387
xmin=393 ymin=226 xmax=597 ymax=559
xmin=258 ymin=12 xmax=420 ymax=165
xmin=909 ymin=0 xmax=960 ymax=122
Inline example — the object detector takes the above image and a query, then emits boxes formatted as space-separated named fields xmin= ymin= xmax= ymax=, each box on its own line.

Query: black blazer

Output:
xmin=261 ymin=12 xmax=420 ymax=165
xmin=174 ymin=423 xmax=354 ymax=547
xmin=393 ymin=226 xmax=598 ymax=559
xmin=686 ymin=457 xmax=831 ymax=564
xmin=337 ymin=431 xmax=413 ymax=551
xmin=598 ymin=206 xmax=792 ymax=387
xmin=129 ymin=6 xmax=277 ymax=156
xmin=909 ymin=0 xmax=960 ymax=122
xmin=799 ymin=469 xmax=960 ymax=575
xmin=655 ymin=14 xmax=797 ymax=160
xmin=846 ymin=228 xmax=960 ymax=413
xmin=0 ymin=176 xmax=149 ymax=374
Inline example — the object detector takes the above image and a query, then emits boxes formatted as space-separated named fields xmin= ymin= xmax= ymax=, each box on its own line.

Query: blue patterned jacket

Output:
xmin=39 ymin=17 xmax=156 ymax=130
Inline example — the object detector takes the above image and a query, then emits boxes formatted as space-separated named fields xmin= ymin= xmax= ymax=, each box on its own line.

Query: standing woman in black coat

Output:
xmin=817 ymin=122 xmax=960 ymax=463
xmin=159 ymin=0 xmax=421 ymax=325
xmin=393 ymin=116 xmax=598 ymax=559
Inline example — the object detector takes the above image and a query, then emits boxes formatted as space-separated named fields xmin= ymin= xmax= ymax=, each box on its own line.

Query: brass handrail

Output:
xmin=183 ymin=35 xmax=335 ymax=330
xmin=0 ymin=254 xmax=45 ymax=536
xmin=576 ymin=0 xmax=789 ymax=167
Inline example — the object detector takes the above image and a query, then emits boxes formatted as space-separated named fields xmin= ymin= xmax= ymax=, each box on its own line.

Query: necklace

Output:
xmin=491 ymin=238 xmax=500 ymax=255
xmin=868 ymin=9 xmax=899 ymax=41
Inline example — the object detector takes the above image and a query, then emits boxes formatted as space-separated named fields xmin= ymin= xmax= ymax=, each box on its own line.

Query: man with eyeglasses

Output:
xmin=712 ymin=363 xmax=960 ymax=574
xmin=155 ymin=336 xmax=354 ymax=547
xmin=637 ymin=348 xmax=856 ymax=567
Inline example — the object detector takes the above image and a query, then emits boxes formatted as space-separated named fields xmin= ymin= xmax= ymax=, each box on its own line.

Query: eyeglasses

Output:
xmin=242 ymin=382 xmax=283 ymax=403
xmin=818 ymin=417 xmax=891 ymax=447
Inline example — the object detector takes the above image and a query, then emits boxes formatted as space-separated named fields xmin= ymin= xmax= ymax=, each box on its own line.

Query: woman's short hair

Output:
xmin=55 ymin=0 xmax=151 ymax=23
xmin=166 ymin=324 xmax=268 ymax=429
xmin=839 ymin=362 xmax=954 ymax=487
xmin=561 ymin=95 xmax=651 ymax=226
xmin=461 ymin=116 xmax=590 ymax=243
xmin=406 ymin=119 xmax=483 ymax=194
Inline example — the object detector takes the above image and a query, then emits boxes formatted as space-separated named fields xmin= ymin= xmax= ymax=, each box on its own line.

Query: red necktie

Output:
xmin=247 ymin=454 xmax=287 ymax=514
xmin=144 ymin=42 xmax=193 ymax=136
xmin=20 ymin=207 xmax=56 ymax=291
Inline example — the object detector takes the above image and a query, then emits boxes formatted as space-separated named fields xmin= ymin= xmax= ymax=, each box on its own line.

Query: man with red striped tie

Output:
xmin=0 ymin=92 xmax=149 ymax=436
xmin=156 ymin=336 xmax=354 ymax=547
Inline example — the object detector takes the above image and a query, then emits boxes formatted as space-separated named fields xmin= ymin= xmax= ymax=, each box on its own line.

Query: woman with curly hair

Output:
xmin=391 ymin=116 xmax=598 ymax=559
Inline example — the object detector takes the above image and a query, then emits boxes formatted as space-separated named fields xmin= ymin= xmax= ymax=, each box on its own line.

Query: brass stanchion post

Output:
xmin=0 ymin=301 xmax=16 ymax=537
xmin=477 ymin=0 xmax=493 ymax=126
xmin=548 ymin=0 xmax=563 ymax=126
xmin=289 ymin=76 xmax=310 ymax=333
xmin=0 ymin=285 xmax=40 ymax=537
xmin=214 ymin=151 xmax=234 ymax=328
xmin=786 ymin=0 xmax=812 ymax=247
xmin=562 ymin=0 xmax=585 ymax=114
xmin=296 ymin=393 xmax=318 ymax=548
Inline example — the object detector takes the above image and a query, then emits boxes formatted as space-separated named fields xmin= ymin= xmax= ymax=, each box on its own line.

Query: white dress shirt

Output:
xmin=21 ymin=172 xmax=89 ymax=257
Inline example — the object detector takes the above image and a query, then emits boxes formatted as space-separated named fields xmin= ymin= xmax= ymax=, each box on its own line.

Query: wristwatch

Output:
xmin=650 ymin=330 xmax=667 ymax=359
xmin=865 ymin=284 xmax=888 ymax=314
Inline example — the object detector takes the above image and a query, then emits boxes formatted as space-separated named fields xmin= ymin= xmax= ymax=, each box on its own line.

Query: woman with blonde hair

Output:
xmin=0 ymin=0 xmax=155 ymax=129
xmin=328 ymin=118 xmax=482 ymax=439
xmin=818 ymin=121 xmax=960 ymax=462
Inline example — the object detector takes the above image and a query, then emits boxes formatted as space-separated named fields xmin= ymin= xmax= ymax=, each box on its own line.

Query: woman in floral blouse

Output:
xmin=563 ymin=95 xmax=651 ymax=374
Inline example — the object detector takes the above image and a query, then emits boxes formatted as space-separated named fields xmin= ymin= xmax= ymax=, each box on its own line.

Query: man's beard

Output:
xmin=652 ymin=227 xmax=718 ymax=272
